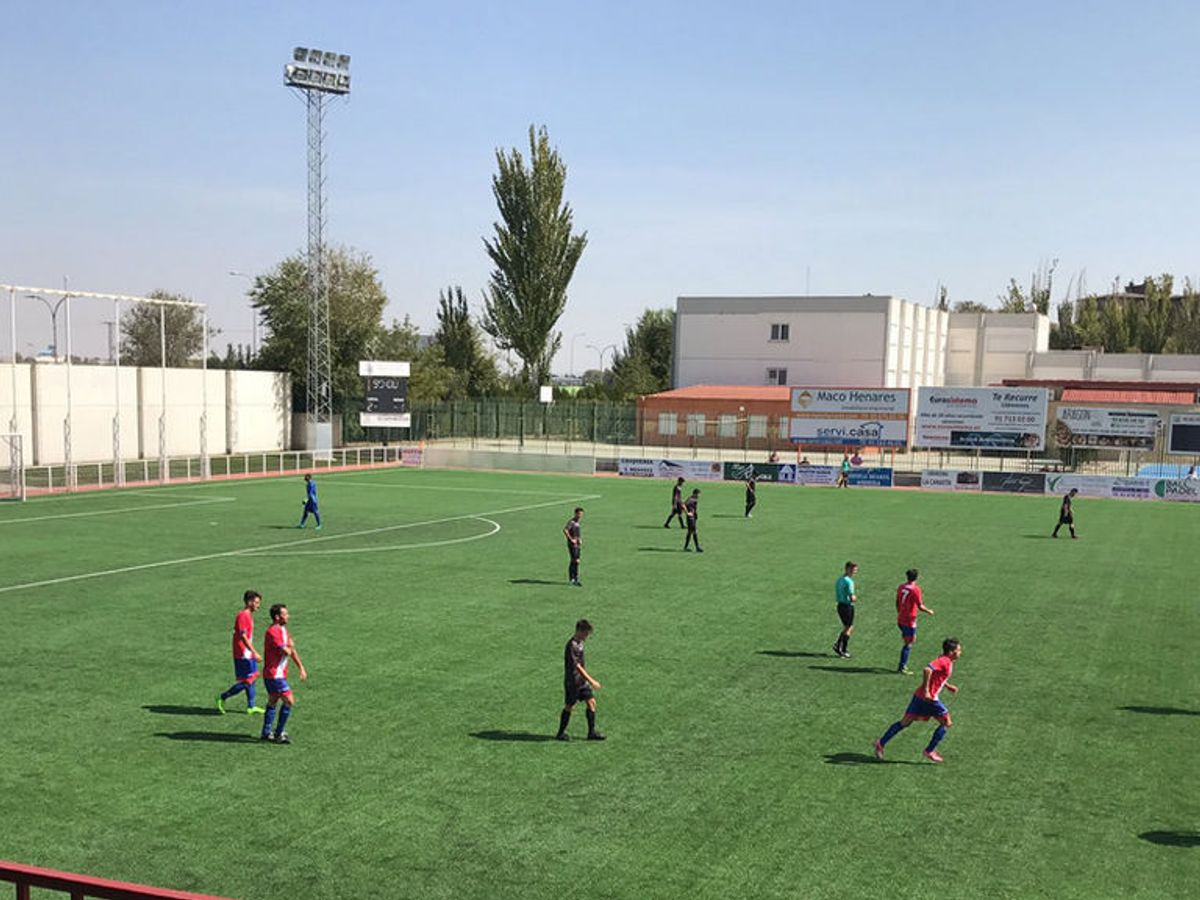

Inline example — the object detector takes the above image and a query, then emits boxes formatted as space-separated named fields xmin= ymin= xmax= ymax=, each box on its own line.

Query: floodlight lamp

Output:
xmin=337 ymin=54 xmax=350 ymax=70
xmin=307 ymin=48 xmax=322 ymax=63
xmin=322 ymin=51 xmax=337 ymax=67
xmin=293 ymin=46 xmax=308 ymax=61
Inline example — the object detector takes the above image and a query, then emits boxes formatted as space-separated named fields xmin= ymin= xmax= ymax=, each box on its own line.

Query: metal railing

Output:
xmin=0 ymin=858 xmax=232 ymax=900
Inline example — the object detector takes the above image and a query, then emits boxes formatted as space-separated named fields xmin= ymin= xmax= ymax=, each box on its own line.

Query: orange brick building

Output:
xmin=637 ymin=385 xmax=792 ymax=452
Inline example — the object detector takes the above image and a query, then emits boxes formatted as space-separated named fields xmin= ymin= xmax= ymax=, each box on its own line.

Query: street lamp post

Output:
xmin=26 ymin=294 xmax=67 ymax=359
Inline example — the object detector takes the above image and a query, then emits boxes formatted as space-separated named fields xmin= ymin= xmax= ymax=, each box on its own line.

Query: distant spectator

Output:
xmin=768 ymin=450 xmax=780 ymax=463
xmin=1187 ymin=465 xmax=1198 ymax=480
xmin=850 ymin=452 xmax=863 ymax=467
xmin=799 ymin=456 xmax=811 ymax=467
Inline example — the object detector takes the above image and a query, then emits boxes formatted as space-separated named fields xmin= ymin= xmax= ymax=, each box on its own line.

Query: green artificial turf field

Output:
xmin=0 ymin=467 xmax=1196 ymax=900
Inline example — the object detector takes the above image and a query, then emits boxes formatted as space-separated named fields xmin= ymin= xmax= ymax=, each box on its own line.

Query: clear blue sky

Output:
xmin=3 ymin=1 xmax=1199 ymax=371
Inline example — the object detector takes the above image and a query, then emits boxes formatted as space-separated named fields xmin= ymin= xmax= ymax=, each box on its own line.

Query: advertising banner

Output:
xmin=1043 ymin=473 xmax=1158 ymax=501
xmin=790 ymin=387 xmax=911 ymax=415
xmin=788 ymin=417 xmax=909 ymax=447
xmin=794 ymin=465 xmax=837 ymax=486
xmin=850 ymin=468 xmax=894 ymax=488
xmin=1166 ymin=413 xmax=1200 ymax=455
xmin=916 ymin=387 xmax=1049 ymax=451
xmin=980 ymin=471 xmax=1047 ymax=494
xmin=617 ymin=458 xmax=723 ymax=480
xmin=1154 ymin=478 xmax=1200 ymax=502
xmin=400 ymin=447 xmax=423 ymax=466
xmin=1053 ymin=407 xmax=1159 ymax=449
xmin=920 ymin=469 xmax=983 ymax=492
xmin=722 ymin=462 xmax=798 ymax=484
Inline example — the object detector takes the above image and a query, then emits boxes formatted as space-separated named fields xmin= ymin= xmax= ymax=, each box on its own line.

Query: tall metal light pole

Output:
xmin=26 ymin=293 xmax=66 ymax=359
xmin=284 ymin=46 xmax=351 ymax=458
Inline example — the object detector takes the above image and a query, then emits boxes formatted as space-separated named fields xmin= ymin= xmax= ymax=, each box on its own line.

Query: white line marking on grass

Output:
xmin=244 ymin=517 xmax=502 ymax=555
xmin=0 ymin=494 xmax=599 ymax=594
xmin=0 ymin=496 xmax=237 ymax=527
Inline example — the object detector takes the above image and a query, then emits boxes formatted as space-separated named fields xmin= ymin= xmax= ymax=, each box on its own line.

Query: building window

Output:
xmin=686 ymin=413 xmax=706 ymax=436
xmin=770 ymin=323 xmax=790 ymax=342
xmin=767 ymin=367 xmax=788 ymax=385
xmin=748 ymin=415 xmax=767 ymax=438
xmin=718 ymin=414 xmax=737 ymax=438
xmin=658 ymin=413 xmax=677 ymax=436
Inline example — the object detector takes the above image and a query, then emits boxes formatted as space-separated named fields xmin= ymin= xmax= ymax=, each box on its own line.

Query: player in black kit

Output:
xmin=1052 ymin=488 xmax=1079 ymax=539
xmin=664 ymin=476 xmax=686 ymax=528
xmin=745 ymin=474 xmax=757 ymax=518
xmin=564 ymin=507 xmax=584 ymax=585
xmin=684 ymin=489 xmax=703 ymax=552
xmin=556 ymin=618 xmax=605 ymax=741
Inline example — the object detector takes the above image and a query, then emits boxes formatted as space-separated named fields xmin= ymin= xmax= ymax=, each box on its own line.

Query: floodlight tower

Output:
xmin=284 ymin=46 xmax=351 ymax=457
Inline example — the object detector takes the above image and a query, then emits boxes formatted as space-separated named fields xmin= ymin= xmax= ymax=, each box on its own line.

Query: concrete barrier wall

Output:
xmin=4 ymin=363 xmax=291 ymax=464
xmin=423 ymin=447 xmax=597 ymax=475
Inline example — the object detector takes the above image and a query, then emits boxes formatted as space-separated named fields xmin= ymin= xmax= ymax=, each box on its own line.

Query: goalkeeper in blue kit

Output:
xmin=297 ymin=473 xmax=321 ymax=530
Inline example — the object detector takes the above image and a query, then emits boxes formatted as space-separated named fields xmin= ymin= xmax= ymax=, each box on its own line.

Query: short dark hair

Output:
xmin=574 ymin=507 xmax=584 ymax=515
xmin=243 ymin=590 xmax=261 ymax=605
xmin=845 ymin=561 xmax=857 ymax=571
xmin=942 ymin=637 xmax=960 ymax=655
xmin=691 ymin=488 xmax=701 ymax=495
xmin=906 ymin=568 xmax=918 ymax=582
xmin=676 ymin=476 xmax=685 ymax=484
xmin=270 ymin=603 xmax=288 ymax=622
xmin=304 ymin=473 xmax=312 ymax=481
xmin=575 ymin=618 xmax=593 ymax=634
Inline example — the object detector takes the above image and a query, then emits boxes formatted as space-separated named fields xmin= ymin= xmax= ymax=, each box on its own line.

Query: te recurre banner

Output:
xmin=916 ymin=387 xmax=1049 ymax=451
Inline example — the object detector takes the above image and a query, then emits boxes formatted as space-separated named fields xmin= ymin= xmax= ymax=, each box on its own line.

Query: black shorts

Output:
xmin=565 ymin=682 xmax=594 ymax=706
xmin=837 ymin=603 xmax=855 ymax=628
xmin=1058 ymin=514 xmax=1073 ymax=524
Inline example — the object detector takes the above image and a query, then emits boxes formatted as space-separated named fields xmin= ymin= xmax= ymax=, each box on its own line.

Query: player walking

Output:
xmin=895 ymin=569 xmax=934 ymax=674
xmin=564 ymin=507 xmax=584 ymax=587
xmin=1052 ymin=488 xmax=1079 ymax=539
xmin=833 ymin=561 xmax=858 ymax=658
xmin=297 ymin=473 xmax=322 ymax=530
xmin=216 ymin=590 xmax=265 ymax=715
xmin=836 ymin=453 xmax=851 ymax=488
xmin=260 ymin=604 xmax=308 ymax=744
xmin=664 ymin=477 xmax=686 ymax=528
xmin=874 ymin=638 xmax=962 ymax=763
xmin=556 ymin=618 xmax=605 ymax=741
xmin=683 ymin=489 xmax=703 ymax=552
xmin=744 ymin=474 xmax=757 ymax=518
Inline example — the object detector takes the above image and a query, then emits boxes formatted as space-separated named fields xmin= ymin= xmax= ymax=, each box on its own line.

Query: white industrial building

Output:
xmin=672 ymin=295 xmax=1200 ymax=389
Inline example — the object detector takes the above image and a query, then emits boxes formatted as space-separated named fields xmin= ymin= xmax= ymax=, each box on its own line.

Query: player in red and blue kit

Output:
xmin=895 ymin=569 xmax=935 ymax=675
xmin=216 ymin=590 xmax=264 ymax=715
xmin=297 ymin=473 xmax=321 ymax=530
xmin=874 ymin=638 xmax=962 ymax=763
xmin=260 ymin=603 xmax=308 ymax=744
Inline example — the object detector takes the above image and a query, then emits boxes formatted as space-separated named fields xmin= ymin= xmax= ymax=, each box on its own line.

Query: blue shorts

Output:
xmin=898 ymin=625 xmax=916 ymax=643
xmin=265 ymin=677 xmax=292 ymax=697
xmin=905 ymin=695 xmax=948 ymax=721
xmin=304 ymin=501 xmax=319 ymax=513
xmin=233 ymin=657 xmax=259 ymax=683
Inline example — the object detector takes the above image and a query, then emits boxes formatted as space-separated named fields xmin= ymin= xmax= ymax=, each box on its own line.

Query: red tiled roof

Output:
xmin=645 ymin=385 xmax=791 ymax=401
xmin=1060 ymin=388 xmax=1195 ymax=405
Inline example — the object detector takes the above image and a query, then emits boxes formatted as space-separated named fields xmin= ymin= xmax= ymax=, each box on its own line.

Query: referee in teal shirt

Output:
xmin=833 ymin=561 xmax=858 ymax=658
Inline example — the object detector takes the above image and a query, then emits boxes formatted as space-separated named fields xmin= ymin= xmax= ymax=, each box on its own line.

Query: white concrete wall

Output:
xmin=1027 ymin=351 xmax=1200 ymax=383
xmin=945 ymin=312 xmax=1049 ymax=385
xmin=227 ymin=370 xmax=291 ymax=453
xmin=138 ymin=369 xmax=227 ymax=459
xmin=31 ymin=364 xmax=139 ymax=466
xmin=0 ymin=364 xmax=34 ymax=456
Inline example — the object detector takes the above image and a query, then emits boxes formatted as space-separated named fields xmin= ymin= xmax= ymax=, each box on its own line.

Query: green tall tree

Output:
xmin=251 ymin=247 xmax=389 ymax=411
xmin=482 ymin=125 xmax=588 ymax=394
xmin=434 ymin=286 xmax=499 ymax=397
xmin=952 ymin=300 xmax=991 ymax=313
xmin=119 ymin=290 xmax=210 ymax=367
xmin=611 ymin=308 xmax=675 ymax=397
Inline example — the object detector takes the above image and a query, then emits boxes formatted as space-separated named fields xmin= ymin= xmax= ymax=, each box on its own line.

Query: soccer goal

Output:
xmin=1 ymin=433 xmax=26 ymax=501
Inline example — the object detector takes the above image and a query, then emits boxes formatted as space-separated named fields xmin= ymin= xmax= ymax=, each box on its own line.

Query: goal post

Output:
xmin=0 ymin=433 xmax=26 ymax=501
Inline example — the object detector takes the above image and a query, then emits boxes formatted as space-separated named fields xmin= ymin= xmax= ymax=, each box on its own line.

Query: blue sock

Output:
xmin=221 ymin=683 xmax=247 ymax=701
xmin=926 ymin=725 xmax=947 ymax=753
xmin=879 ymin=720 xmax=905 ymax=746
xmin=276 ymin=704 xmax=292 ymax=736
xmin=899 ymin=644 xmax=912 ymax=669
xmin=246 ymin=682 xmax=257 ymax=708
xmin=262 ymin=705 xmax=277 ymax=737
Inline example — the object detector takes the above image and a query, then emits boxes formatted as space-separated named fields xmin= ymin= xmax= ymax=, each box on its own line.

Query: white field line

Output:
xmin=243 ymin=517 xmax=502 ymax=556
xmin=0 ymin=494 xmax=600 ymax=595
xmin=0 ymin=496 xmax=237 ymax=527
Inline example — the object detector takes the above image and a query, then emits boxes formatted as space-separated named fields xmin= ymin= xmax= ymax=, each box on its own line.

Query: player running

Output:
xmin=297 ymin=473 xmax=322 ymax=530
xmin=874 ymin=638 xmax=962 ymax=764
xmin=895 ymin=569 xmax=934 ymax=674
xmin=260 ymin=604 xmax=308 ymax=744
xmin=216 ymin=590 xmax=265 ymax=715
xmin=664 ymin=477 xmax=686 ymax=528
xmin=1052 ymin=488 xmax=1079 ymax=539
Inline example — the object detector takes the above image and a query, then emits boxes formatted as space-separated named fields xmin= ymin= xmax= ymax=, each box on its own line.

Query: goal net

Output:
xmin=1 ymin=434 xmax=25 ymax=501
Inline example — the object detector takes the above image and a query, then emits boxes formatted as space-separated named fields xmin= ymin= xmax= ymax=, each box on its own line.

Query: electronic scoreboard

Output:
xmin=358 ymin=360 xmax=410 ymax=428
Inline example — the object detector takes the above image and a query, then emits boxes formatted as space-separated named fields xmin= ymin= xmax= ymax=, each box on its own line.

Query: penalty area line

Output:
xmin=243 ymin=517 xmax=502 ymax=556
xmin=0 ymin=494 xmax=600 ymax=594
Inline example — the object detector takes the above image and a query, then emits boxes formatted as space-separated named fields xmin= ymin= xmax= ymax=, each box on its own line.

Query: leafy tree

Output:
xmin=1136 ymin=274 xmax=1173 ymax=353
xmin=120 ymin=290 xmax=211 ymax=367
xmin=952 ymin=300 xmax=991 ymax=313
xmin=482 ymin=125 xmax=588 ymax=393
xmin=1167 ymin=283 xmax=1200 ymax=353
xmin=434 ymin=286 xmax=499 ymax=397
xmin=997 ymin=279 xmax=1029 ymax=313
xmin=251 ymin=247 xmax=389 ymax=411
xmin=611 ymin=309 xmax=674 ymax=397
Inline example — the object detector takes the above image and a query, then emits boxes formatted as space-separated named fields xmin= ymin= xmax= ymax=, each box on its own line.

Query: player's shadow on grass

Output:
xmin=1020 ymin=534 xmax=1054 ymax=539
xmin=710 ymin=514 xmax=745 ymax=519
xmin=808 ymin=665 xmax=895 ymax=675
xmin=638 ymin=546 xmax=688 ymax=552
xmin=757 ymin=650 xmax=830 ymax=659
xmin=1139 ymin=830 xmax=1200 ymax=847
xmin=509 ymin=578 xmax=564 ymax=586
xmin=469 ymin=730 xmax=557 ymax=743
xmin=142 ymin=704 xmax=220 ymax=717
xmin=155 ymin=731 xmax=260 ymax=743
xmin=1119 ymin=705 xmax=1200 ymax=717
xmin=823 ymin=752 xmax=918 ymax=766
